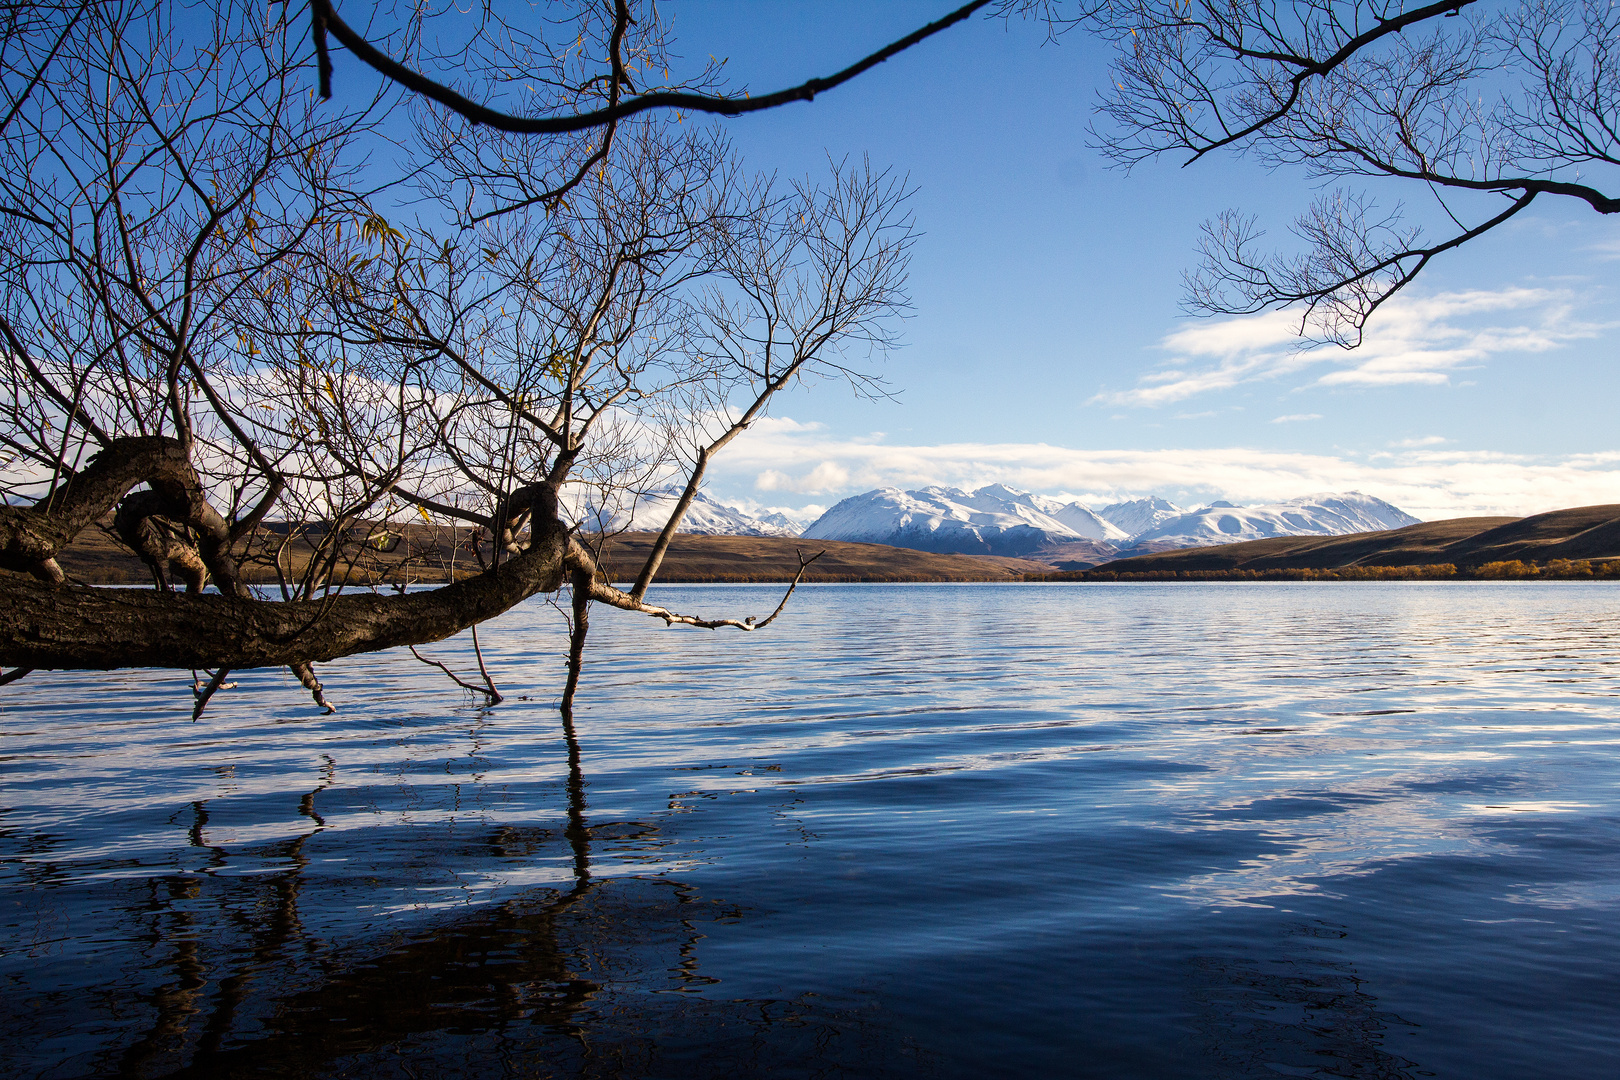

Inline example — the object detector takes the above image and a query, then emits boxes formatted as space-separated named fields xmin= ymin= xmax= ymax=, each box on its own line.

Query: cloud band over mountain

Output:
xmin=718 ymin=418 xmax=1620 ymax=523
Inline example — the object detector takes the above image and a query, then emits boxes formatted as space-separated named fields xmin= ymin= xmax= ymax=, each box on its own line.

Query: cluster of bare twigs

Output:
xmin=1079 ymin=0 xmax=1620 ymax=343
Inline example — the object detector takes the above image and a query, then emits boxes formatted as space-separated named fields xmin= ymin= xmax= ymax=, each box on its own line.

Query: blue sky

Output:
xmin=627 ymin=2 xmax=1620 ymax=523
xmin=333 ymin=2 xmax=1604 ymax=523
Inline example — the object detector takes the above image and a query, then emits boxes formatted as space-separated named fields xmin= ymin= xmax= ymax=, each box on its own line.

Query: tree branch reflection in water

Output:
xmin=5 ymin=714 xmax=906 ymax=1080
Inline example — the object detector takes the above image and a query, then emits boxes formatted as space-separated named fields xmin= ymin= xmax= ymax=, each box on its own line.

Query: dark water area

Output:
xmin=5 ymin=582 xmax=1620 ymax=1078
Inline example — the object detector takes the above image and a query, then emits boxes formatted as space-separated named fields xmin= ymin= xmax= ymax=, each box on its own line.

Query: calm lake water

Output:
xmin=5 ymin=582 xmax=1620 ymax=1078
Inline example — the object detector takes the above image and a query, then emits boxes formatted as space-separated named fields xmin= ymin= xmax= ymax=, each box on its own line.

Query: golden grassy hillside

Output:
xmin=1068 ymin=505 xmax=1620 ymax=577
xmin=55 ymin=522 xmax=1050 ymax=586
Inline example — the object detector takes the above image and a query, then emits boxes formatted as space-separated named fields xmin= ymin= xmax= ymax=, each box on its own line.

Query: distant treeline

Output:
xmin=1034 ymin=559 xmax=1620 ymax=583
xmin=624 ymin=573 xmax=1018 ymax=584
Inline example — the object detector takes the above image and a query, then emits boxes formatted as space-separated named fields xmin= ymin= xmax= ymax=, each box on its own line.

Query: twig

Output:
xmin=409 ymin=643 xmax=501 ymax=703
xmin=589 ymin=548 xmax=825 ymax=629
xmin=291 ymin=660 xmax=337 ymax=714
xmin=191 ymin=668 xmax=235 ymax=721
xmin=469 ymin=621 xmax=502 ymax=703
xmin=308 ymin=0 xmax=992 ymax=132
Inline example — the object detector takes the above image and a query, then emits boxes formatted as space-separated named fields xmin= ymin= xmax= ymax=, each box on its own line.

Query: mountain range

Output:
xmin=800 ymin=485 xmax=1126 ymax=556
xmin=1127 ymin=493 xmax=1420 ymax=548
xmin=799 ymin=486 xmax=1419 ymax=559
xmin=1097 ymin=496 xmax=1186 ymax=538
xmin=574 ymin=482 xmax=1424 ymax=565
xmin=1092 ymin=503 xmax=1620 ymax=573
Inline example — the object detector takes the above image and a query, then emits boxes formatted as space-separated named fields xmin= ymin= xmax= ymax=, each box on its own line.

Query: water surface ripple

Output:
xmin=4 ymin=582 xmax=1620 ymax=1077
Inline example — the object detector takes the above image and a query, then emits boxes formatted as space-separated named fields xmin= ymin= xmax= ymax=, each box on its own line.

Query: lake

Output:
xmin=4 ymin=582 xmax=1620 ymax=1078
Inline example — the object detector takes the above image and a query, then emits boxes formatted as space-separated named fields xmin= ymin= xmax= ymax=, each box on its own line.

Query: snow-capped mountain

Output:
xmin=583 ymin=483 xmax=1421 ymax=554
xmin=757 ymin=512 xmax=802 ymax=535
xmin=801 ymin=486 xmax=1421 ymax=558
xmin=955 ymin=484 xmax=1128 ymax=542
xmin=802 ymin=485 xmax=1118 ymax=555
xmin=1128 ymin=492 xmax=1420 ymax=549
xmin=581 ymin=487 xmax=798 ymax=537
xmin=1044 ymin=501 xmax=1132 ymax=542
xmin=1098 ymin=497 xmax=1185 ymax=540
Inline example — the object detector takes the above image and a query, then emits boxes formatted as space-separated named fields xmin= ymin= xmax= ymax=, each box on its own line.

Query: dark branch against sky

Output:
xmin=309 ymin=0 xmax=996 ymax=133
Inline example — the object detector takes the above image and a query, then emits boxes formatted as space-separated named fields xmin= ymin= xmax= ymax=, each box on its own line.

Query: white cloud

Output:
xmin=1271 ymin=413 xmax=1322 ymax=424
xmin=755 ymin=459 xmax=850 ymax=494
xmin=1392 ymin=435 xmax=1448 ymax=448
xmin=1584 ymin=228 xmax=1620 ymax=261
xmin=1093 ymin=287 xmax=1606 ymax=406
xmin=784 ymin=504 xmax=828 ymax=524
xmin=748 ymin=415 xmax=827 ymax=435
xmin=1160 ymin=310 xmax=1303 ymax=358
xmin=723 ymin=496 xmax=828 ymax=525
xmin=708 ymin=419 xmax=1620 ymax=521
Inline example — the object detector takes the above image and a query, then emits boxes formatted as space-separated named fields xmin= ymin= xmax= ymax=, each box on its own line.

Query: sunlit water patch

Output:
xmin=4 ymin=582 xmax=1620 ymax=1077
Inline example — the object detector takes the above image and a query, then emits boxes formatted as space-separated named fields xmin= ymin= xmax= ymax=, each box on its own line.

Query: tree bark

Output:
xmin=0 ymin=436 xmax=251 ymax=591
xmin=560 ymin=566 xmax=591 ymax=717
xmin=0 ymin=523 xmax=568 ymax=669
xmin=0 ymin=437 xmax=184 ymax=582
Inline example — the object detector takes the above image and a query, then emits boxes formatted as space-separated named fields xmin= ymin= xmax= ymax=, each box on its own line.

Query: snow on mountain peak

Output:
xmin=580 ymin=486 xmax=799 ymax=537
xmin=1096 ymin=497 xmax=1185 ymax=540
xmin=802 ymin=486 xmax=1421 ymax=557
xmin=803 ymin=485 xmax=1125 ymax=554
xmin=579 ymin=483 xmax=1421 ymax=553
xmin=1129 ymin=492 xmax=1419 ymax=548
xmin=757 ymin=511 xmax=800 ymax=533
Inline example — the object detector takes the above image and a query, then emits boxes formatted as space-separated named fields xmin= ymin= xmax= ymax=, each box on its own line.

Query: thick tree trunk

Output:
xmin=0 ymin=438 xmax=184 ymax=583
xmin=0 ymin=436 xmax=573 ymax=671
xmin=0 ymin=527 xmax=568 ymax=669
xmin=0 ymin=436 xmax=252 ymax=591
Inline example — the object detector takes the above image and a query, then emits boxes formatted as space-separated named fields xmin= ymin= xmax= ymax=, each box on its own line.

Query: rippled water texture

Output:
xmin=6 ymin=582 xmax=1620 ymax=1078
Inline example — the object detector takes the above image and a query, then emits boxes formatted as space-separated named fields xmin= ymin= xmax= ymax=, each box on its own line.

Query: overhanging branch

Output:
xmin=310 ymin=0 xmax=993 ymax=133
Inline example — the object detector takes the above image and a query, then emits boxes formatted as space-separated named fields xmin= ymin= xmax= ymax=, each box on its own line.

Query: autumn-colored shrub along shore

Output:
xmin=1036 ymin=559 xmax=1620 ymax=583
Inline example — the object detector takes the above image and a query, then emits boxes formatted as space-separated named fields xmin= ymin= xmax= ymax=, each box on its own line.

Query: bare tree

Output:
xmin=0 ymin=1 xmax=914 ymax=715
xmin=1077 ymin=0 xmax=1619 ymax=343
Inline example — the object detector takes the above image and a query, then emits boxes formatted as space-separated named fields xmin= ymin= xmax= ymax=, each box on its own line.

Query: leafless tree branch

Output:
xmin=309 ymin=0 xmax=994 ymax=133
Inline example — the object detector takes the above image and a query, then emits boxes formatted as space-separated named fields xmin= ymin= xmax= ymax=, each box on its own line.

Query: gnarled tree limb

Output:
xmin=0 ymin=492 xmax=570 ymax=671
xmin=0 ymin=436 xmax=191 ymax=583
xmin=0 ymin=435 xmax=254 ymax=594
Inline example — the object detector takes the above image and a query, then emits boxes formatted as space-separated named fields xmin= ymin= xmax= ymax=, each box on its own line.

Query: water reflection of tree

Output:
xmin=1188 ymin=922 xmax=1423 ymax=1080
xmin=9 ymin=715 xmax=894 ymax=1080
xmin=90 ymin=714 xmax=594 ymax=1077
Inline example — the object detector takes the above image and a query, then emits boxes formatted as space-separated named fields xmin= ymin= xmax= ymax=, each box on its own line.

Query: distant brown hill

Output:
xmin=589 ymin=533 xmax=1049 ymax=582
xmin=56 ymin=523 xmax=1048 ymax=586
xmin=1091 ymin=504 xmax=1620 ymax=574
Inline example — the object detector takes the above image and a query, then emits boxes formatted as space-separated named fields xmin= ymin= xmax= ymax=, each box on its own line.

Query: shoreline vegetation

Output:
xmin=1028 ymin=559 xmax=1620 ymax=583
